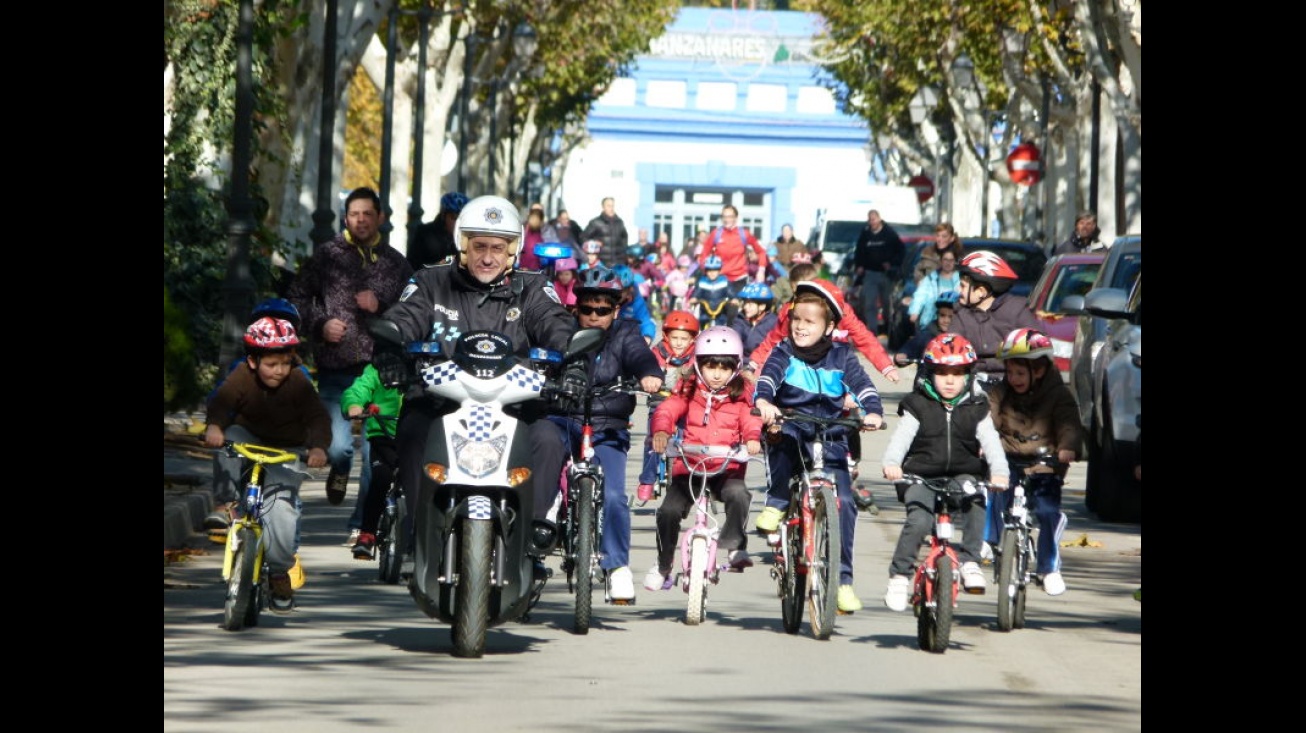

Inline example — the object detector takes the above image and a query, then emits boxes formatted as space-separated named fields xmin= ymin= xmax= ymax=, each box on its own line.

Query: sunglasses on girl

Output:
xmin=577 ymin=305 xmax=616 ymax=317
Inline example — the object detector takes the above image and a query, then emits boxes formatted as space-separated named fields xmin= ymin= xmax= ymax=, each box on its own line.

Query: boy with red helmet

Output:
xmin=646 ymin=326 xmax=764 ymax=590
xmin=880 ymin=333 xmax=1009 ymax=612
xmin=635 ymin=310 xmax=700 ymax=503
xmin=204 ymin=318 xmax=331 ymax=613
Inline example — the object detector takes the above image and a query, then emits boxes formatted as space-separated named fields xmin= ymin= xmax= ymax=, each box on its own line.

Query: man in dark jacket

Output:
xmin=946 ymin=251 xmax=1040 ymax=381
xmin=406 ymin=191 xmax=468 ymax=270
xmin=851 ymin=209 xmax=905 ymax=336
xmin=1052 ymin=211 xmax=1104 ymax=256
xmin=287 ymin=186 xmax=413 ymax=544
xmin=581 ymin=196 xmax=629 ymax=268
xmin=375 ymin=195 xmax=577 ymax=562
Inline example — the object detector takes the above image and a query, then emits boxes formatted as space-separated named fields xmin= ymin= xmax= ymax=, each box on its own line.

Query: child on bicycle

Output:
xmin=880 ymin=333 xmax=1009 ymax=612
xmin=753 ymin=284 xmax=885 ymax=612
xmin=730 ymin=281 xmax=778 ymax=358
xmin=204 ymin=317 xmax=330 ymax=612
xmin=545 ymin=266 xmax=664 ymax=602
xmin=635 ymin=310 xmax=699 ymax=503
xmin=340 ymin=363 xmax=403 ymax=561
xmin=986 ymin=328 xmax=1082 ymax=596
xmin=693 ymin=255 xmax=731 ymax=329
xmin=645 ymin=326 xmax=764 ymax=591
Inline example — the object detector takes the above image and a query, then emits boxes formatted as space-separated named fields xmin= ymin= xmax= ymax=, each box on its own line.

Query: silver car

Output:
xmin=1068 ymin=271 xmax=1141 ymax=523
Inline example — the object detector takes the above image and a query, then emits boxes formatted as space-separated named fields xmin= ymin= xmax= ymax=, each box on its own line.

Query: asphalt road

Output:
xmin=164 ymin=365 xmax=1141 ymax=732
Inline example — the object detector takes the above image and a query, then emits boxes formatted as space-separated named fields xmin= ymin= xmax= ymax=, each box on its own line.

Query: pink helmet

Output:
xmin=676 ymin=254 xmax=692 ymax=267
xmin=554 ymin=257 xmax=578 ymax=272
xmin=694 ymin=326 xmax=743 ymax=360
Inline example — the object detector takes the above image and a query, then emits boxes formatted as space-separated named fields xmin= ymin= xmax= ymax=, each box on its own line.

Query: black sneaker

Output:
xmin=203 ymin=502 xmax=236 ymax=530
xmin=269 ymin=573 xmax=295 ymax=613
xmin=352 ymin=532 xmax=377 ymax=560
xmin=325 ymin=470 xmax=348 ymax=505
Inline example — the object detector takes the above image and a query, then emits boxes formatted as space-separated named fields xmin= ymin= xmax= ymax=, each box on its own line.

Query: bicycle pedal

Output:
xmin=207 ymin=530 xmax=228 ymax=545
xmin=837 ymin=608 xmax=854 ymax=616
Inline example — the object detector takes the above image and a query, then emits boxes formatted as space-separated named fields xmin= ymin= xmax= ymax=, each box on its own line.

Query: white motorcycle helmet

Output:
xmin=454 ymin=195 xmax=524 ymax=270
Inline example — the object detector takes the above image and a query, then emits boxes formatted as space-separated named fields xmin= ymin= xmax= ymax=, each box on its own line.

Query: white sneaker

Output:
xmin=608 ymin=566 xmax=635 ymax=600
xmin=961 ymin=561 xmax=987 ymax=593
xmin=342 ymin=529 xmax=361 ymax=547
xmin=1042 ymin=572 xmax=1066 ymax=596
xmin=980 ymin=541 xmax=994 ymax=562
xmin=884 ymin=575 xmax=910 ymax=612
xmin=643 ymin=566 xmax=669 ymax=591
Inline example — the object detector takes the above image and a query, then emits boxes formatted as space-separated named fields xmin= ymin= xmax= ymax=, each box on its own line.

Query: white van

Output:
xmin=809 ymin=186 xmax=924 ymax=275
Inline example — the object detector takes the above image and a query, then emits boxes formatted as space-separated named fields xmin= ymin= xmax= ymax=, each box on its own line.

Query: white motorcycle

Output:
xmin=370 ymin=322 xmax=604 ymax=658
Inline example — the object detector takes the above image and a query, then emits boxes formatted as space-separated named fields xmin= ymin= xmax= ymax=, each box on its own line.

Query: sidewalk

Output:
xmin=163 ymin=414 xmax=218 ymax=551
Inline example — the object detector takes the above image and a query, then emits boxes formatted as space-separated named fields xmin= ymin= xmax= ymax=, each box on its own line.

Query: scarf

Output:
xmin=790 ymin=336 xmax=833 ymax=365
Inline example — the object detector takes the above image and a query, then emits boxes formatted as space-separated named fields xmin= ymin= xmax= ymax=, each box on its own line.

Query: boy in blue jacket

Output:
xmin=753 ymin=282 xmax=884 ymax=612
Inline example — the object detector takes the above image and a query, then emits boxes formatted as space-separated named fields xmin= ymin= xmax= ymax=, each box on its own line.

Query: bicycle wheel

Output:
xmin=807 ymin=485 xmax=841 ymax=641
xmin=919 ymin=555 xmax=954 ymax=653
xmin=451 ymin=519 xmax=492 ymax=659
xmin=1013 ymin=531 xmax=1031 ymax=629
xmin=222 ymin=526 xmax=259 ymax=632
xmin=779 ymin=519 xmax=803 ymax=634
xmin=572 ymin=475 xmax=597 ymax=635
xmin=995 ymin=528 xmax=1020 ymax=632
xmin=377 ymin=502 xmax=402 ymax=585
xmin=685 ymin=535 xmax=709 ymax=626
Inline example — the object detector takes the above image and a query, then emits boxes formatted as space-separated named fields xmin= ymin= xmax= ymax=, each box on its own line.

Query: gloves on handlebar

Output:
xmin=555 ymin=362 xmax=588 ymax=414
xmin=373 ymin=349 xmax=413 ymax=389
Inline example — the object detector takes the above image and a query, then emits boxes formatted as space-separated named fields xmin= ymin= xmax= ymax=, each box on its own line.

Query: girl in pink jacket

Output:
xmin=644 ymin=326 xmax=763 ymax=590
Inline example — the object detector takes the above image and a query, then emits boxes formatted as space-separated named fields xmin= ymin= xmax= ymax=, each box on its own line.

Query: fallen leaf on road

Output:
xmin=1060 ymin=533 xmax=1103 ymax=548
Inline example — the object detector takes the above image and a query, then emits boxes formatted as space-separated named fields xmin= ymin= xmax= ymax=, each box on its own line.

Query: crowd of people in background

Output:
xmin=224 ymin=189 xmax=1109 ymax=613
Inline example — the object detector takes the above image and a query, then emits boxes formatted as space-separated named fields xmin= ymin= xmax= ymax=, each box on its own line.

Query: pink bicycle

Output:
xmin=662 ymin=440 xmax=753 ymax=625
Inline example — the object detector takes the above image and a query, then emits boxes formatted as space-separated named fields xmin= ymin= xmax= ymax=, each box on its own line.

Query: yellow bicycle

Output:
xmin=219 ymin=441 xmax=302 ymax=631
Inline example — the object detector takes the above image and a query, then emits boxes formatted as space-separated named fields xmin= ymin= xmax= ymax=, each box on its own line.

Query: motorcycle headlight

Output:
xmin=451 ymin=433 xmax=508 ymax=478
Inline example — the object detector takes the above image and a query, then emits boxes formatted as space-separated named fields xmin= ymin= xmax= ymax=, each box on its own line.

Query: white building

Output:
xmin=556 ymin=7 xmax=901 ymax=256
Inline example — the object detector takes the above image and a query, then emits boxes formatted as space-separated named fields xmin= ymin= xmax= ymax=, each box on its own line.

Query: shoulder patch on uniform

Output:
xmin=543 ymin=284 xmax=562 ymax=305
xmin=400 ymin=282 xmax=418 ymax=302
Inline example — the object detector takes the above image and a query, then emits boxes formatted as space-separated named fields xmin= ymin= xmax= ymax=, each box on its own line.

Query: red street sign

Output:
xmin=1007 ymin=142 xmax=1041 ymax=186
xmin=909 ymin=174 xmax=935 ymax=203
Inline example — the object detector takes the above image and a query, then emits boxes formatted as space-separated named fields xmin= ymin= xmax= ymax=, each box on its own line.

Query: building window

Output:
xmin=695 ymin=81 xmax=737 ymax=111
xmin=646 ymin=80 xmax=687 ymax=109
xmin=796 ymin=86 xmax=836 ymax=115
xmin=597 ymin=77 xmax=637 ymax=107
xmin=745 ymin=83 xmax=787 ymax=113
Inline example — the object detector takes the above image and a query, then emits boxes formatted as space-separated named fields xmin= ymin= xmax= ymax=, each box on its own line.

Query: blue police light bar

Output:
xmin=534 ymin=243 xmax=572 ymax=262
xmin=527 ymin=347 xmax=562 ymax=364
xmin=406 ymin=341 xmax=443 ymax=355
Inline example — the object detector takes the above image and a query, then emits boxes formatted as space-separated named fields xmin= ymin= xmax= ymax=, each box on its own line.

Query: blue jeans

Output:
xmin=763 ymin=433 xmax=859 ymax=586
xmin=316 ymin=368 xmax=371 ymax=531
xmin=551 ymin=418 xmax=634 ymax=571
xmin=860 ymin=270 xmax=891 ymax=333
xmin=986 ymin=473 xmax=1067 ymax=575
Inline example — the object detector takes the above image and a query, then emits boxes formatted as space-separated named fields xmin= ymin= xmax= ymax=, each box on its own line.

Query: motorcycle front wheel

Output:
xmin=451 ymin=520 xmax=492 ymax=658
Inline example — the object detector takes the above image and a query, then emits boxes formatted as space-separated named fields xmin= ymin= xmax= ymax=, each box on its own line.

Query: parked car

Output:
xmin=1074 ymin=274 xmax=1141 ymax=523
xmin=1025 ymin=252 xmax=1105 ymax=376
xmin=884 ymin=238 xmax=1048 ymax=350
xmin=1062 ymin=234 xmax=1142 ymax=432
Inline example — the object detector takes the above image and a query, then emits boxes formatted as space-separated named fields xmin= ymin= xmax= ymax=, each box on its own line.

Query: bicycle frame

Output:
xmin=220 ymin=442 xmax=301 ymax=631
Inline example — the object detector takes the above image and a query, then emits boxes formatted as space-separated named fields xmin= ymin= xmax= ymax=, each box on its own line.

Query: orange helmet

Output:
xmin=662 ymin=310 xmax=700 ymax=335
xmin=922 ymin=333 xmax=978 ymax=368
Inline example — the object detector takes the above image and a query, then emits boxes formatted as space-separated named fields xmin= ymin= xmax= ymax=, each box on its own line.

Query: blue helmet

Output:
xmin=251 ymin=297 xmax=301 ymax=330
xmin=628 ymin=245 xmax=644 ymax=258
xmin=645 ymin=253 xmax=659 ymax=264
xmin=704 ymin=255 xmax=724 ymax=270
xmin=612 ymin=265 xmax=636 ymax=288
xmin=738 ymin=282 xmax=774 ymax=302
xmin=440 ymin=191 xmax=469 ymax=214
xmin=934 ymin=290 xmax=960 ymax=309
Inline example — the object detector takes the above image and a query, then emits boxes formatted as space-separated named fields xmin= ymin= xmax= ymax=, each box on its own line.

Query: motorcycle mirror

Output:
xmin=564 ymin=327 xmax=607 ymax=361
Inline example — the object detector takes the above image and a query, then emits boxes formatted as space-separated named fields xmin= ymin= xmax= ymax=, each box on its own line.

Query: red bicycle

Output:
xmin=894 ymin=474 xmax=989 ymax=653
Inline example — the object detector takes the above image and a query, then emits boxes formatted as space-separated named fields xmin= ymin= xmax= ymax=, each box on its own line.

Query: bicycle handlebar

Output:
xmin=221 ymin=441 xmax=306 ymax=464
xmin=750 ymin=407 xmax=885 ymax=431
